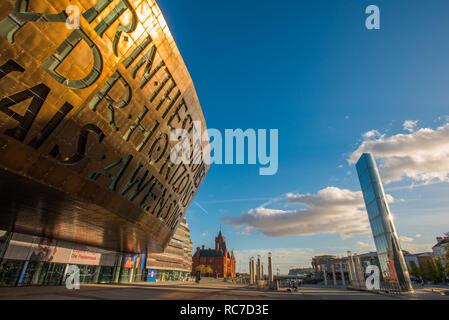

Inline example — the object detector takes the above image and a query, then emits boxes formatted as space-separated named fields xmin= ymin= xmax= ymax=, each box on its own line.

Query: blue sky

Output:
xmin=157 ymin=0 xmax=449 ymax=273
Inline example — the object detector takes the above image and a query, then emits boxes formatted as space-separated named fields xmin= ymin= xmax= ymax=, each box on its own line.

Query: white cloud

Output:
xmin=350 ymin=122 xmax=449 ymax=184
xmin=200 ymin=232 xmax=207 ymax=237
xmin=399 ymin=236 xmax=414 ymax=243
xmin=224 ymin=187 xmax=388 ymax=239
xmin=362 ymin=130 xmax=381 ymax=139
xmin=233 ymin=248 xmax=314 ymax=274
xmin=403 ymin=120 xmax=419 ymax=132
xmin=356 ymin=241 xmax=369 ymax=247
xmin=415 ymin=234 xmax=422 ymax=238
xmin=237 ymin=226 xmax=254 ymax=235
xmin=400 ymin=242 xmax=434 ymax=254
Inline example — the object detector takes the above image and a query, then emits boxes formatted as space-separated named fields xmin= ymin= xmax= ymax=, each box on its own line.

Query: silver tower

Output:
xmin=356 ymin=153 xmax=413 ymax=292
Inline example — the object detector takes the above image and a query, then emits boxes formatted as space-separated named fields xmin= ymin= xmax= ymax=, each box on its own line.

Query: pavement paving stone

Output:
xmin=0 ymin=278 xmax=448 ymax=300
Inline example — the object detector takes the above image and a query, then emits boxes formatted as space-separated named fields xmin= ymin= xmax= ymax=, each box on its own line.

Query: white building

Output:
xmin=432 ymin=236 xmax=449 ymax=266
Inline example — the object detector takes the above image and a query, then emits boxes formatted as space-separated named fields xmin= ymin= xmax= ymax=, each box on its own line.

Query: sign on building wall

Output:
xmin=122 ymin=253 xmax=142 ymax=268
xmin=3 ymin=232 xmax=117 ymax=266
xmin=146 ymin=269 xmax=157 ymax=282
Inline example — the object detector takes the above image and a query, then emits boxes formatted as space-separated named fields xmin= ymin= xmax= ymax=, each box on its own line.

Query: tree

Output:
xmin=409 ymin=261 xmax=421 ymax=279
xmin=204 ymin=266 xmax=213 ymax=276
xmin=195 ymin=265 xmax=214 ymax=276
xmin=434 ymin=258 xmax=445 ymax=282
xmin=422 ymin=262 xmax=437 ymax=282
xmin=443 ymin=245 xmax=449 ymax=276
xmin=195 ymin=265 xmax=206 ymax=274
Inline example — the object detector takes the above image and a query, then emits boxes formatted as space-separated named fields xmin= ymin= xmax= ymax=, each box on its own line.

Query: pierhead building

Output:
xmin=192 ymin=230 xmax=236 ymax=278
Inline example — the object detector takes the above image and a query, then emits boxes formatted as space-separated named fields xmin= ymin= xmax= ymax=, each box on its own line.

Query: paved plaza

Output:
xmin=0 ymin=278 xmax=448 ymax=300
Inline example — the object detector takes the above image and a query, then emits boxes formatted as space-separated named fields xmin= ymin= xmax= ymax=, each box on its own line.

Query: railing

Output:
xmin=229 ymin=277 xmax=250 ymax=284
xmin=348 ymin=279 xmax=402 ymax=294
xmin=379 ymin=279 xmax=401 ymax=294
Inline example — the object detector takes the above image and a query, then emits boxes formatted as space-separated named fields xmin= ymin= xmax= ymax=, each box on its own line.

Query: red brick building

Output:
xmin=192 ymin=230 xmax=236 ymax=278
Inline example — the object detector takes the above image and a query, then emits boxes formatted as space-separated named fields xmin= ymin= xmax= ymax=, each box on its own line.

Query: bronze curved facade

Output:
xmin=0 ymin=0 xmax=208 ymax=254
